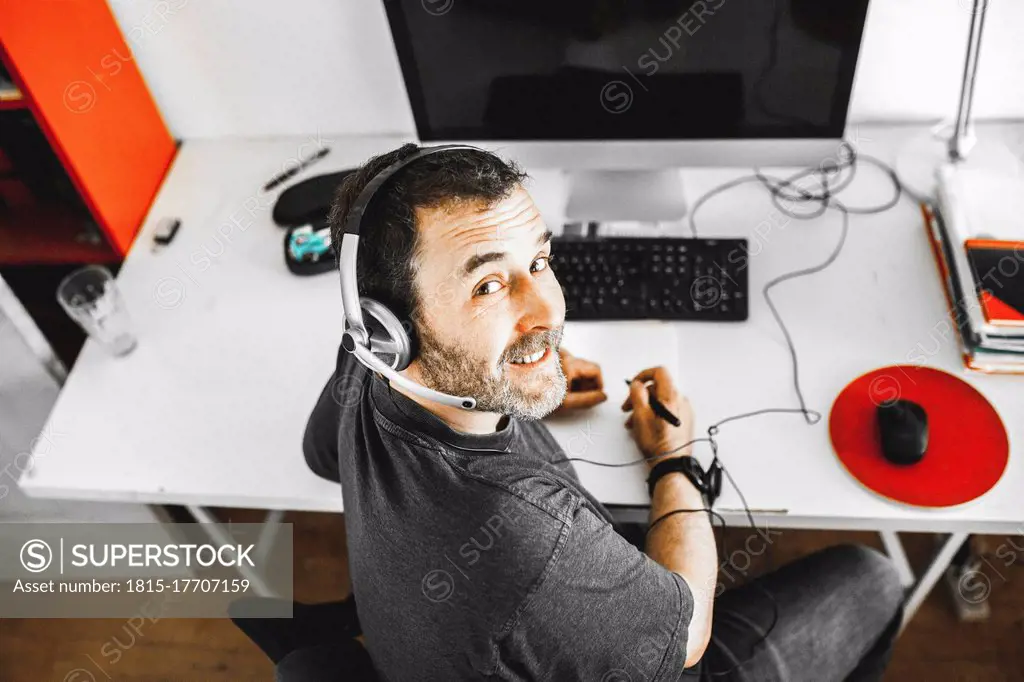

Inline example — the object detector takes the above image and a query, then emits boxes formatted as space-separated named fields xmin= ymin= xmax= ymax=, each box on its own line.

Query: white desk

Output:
xmin=19 ymin=126 xmax=1024 ymax=620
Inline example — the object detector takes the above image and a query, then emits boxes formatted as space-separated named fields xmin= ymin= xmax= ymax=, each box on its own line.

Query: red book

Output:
xmin=966 ymin=239 xmax=1024 ymax=328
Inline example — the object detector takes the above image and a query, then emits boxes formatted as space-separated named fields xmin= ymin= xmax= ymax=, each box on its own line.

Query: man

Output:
xmin=304 ymin=144 xmax=904 ymax=681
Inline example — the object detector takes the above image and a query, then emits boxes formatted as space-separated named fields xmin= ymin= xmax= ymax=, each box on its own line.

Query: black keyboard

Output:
xmin=551 ymin=236 xmax=749 ymax=321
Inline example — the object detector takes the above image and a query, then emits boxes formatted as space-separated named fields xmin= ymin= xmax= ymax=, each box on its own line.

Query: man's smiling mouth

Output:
xmin=509 ymin=348 xmax=551 ymax=366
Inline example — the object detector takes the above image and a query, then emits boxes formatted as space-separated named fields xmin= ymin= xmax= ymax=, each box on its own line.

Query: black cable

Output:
xmin=715 ymin=446 xmax=780 ymax=598
xmin=689 ymin=142 xmax=911 ymax=422
xmin=762 ymin=207 xmax=849 ymax=422
xmin=648 ymin=507 xmax=726 ymax=534
xmin=681 ymin=441 xmax=781 ymax=677
xmin=644 ymin=458 xmax=780 ymax=679
xmin=710 ymin=407 xmax=820 ymax=431
xmin=548 ymin=436 xmax=714 ymax=469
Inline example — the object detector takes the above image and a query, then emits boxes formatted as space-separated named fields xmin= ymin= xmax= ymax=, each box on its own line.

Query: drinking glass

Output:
xmin=56 ymin=266 xmax=137 ymax=356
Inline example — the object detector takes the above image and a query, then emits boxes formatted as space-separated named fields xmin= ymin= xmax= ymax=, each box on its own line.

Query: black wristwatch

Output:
xmin=647 ymin=456 xmax=708 ymax=500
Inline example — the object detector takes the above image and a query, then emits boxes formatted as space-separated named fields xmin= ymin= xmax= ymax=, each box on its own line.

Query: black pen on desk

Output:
xmin=262 ymin=146 xmax=331 ymax=191
xmin=624 ymin=379 xmax=681 ymax=427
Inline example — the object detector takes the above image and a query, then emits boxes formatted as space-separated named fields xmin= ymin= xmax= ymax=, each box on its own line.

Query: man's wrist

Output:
xmin=648 ymin=472 xmax=711 ymax=533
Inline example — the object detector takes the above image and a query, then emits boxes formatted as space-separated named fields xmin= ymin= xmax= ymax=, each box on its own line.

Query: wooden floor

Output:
xmin=2 ymin=509 xmax=1022 ymax=681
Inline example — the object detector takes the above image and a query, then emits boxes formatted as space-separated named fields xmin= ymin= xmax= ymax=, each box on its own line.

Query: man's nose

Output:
xmin=514 ymin=276 xmax=565 ymax=333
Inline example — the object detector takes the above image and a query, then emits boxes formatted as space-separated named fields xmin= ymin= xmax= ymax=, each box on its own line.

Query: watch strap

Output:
xmin=647 ymin=456 xmax=705 ymax=499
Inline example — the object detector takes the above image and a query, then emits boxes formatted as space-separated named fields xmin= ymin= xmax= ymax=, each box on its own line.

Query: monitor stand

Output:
xmin=564 ymin=169 xmax=688 ymax=223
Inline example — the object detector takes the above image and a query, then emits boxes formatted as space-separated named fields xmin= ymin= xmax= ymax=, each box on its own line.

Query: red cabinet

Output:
xmin=0 ymin=0 xmax=176 ymax=264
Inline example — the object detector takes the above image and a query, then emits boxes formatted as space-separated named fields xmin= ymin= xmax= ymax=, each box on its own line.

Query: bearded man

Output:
xmin=303 ymin=145 xmax=903 ymax=682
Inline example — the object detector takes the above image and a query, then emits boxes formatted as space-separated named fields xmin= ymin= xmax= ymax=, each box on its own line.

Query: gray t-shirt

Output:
xmin=303 ymin=347 xmax=694 ymax=681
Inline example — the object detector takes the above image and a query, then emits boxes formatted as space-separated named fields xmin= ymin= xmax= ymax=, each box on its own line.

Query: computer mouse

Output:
xmin=876 ymin=399 xmax=928 ymax=465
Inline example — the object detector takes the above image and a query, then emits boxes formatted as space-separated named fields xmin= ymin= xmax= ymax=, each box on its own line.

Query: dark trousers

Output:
xmin=618 ymin=524 xmax=904 ymax=682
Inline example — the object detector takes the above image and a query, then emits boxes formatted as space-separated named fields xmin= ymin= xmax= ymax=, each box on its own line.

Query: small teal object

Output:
xmin=288 ymin=224 xmax=332 ymax=261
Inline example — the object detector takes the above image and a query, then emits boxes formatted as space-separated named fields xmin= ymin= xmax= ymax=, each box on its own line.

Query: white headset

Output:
xmin=338 ymin=145 xmax=482 ymax=410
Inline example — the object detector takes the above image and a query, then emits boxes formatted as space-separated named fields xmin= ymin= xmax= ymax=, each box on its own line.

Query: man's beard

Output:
xmin=415 ymin=322 xmax=567 ymax=421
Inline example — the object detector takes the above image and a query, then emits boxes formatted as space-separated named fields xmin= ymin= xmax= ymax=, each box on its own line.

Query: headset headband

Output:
xmin=338 ymin=144 xmax=484 ymax=340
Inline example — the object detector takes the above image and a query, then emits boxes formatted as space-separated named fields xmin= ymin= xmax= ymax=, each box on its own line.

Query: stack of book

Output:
xmin=926 ymin=164 xmax=1024 ymax=373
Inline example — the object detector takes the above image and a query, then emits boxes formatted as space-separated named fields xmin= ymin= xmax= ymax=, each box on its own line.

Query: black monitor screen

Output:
xmin=384 ymin=0 xmax=870 ymax=141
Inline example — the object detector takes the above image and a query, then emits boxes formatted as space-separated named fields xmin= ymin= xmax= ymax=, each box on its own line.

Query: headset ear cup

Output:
xmin=360 ymin=298 xmax=414 ymax=371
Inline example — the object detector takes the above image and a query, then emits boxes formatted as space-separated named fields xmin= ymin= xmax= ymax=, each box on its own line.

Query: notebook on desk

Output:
xmin=543 ymin=321 xmax=682 ymax=504
xmin=967 ymin=240 xmax=1024 ymax=328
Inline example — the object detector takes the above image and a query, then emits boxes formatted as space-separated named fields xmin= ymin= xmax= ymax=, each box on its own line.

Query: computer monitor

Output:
xmin=383 ymin=0 xmax=871 ymax=220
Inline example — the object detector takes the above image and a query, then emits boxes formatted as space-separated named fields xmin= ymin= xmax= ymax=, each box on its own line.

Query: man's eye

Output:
xmin=474 ymin=280 xmax=503 ymax=296
xmin=531 ymin=256 xmax=550 ymax=274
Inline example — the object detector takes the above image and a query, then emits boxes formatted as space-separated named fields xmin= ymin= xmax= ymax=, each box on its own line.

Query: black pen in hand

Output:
xmin=624 ymin=379 xmax=681 ymax=427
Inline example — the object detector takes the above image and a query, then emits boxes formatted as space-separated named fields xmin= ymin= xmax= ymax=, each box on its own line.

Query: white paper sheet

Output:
xmin=544 ymin=321 xmax=682 ymax=504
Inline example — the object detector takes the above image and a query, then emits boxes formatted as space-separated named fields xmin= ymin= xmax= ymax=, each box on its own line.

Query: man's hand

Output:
xmin=554 ymin=349 xmax=607 ymax=412
xmin=621 ymin=367 xmax=694 ymax=468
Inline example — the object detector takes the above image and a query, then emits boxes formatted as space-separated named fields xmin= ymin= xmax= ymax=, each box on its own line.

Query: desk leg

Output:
xmin=254 ymin=509 xmax=287 ymax=565
xmin=879 ymin=530 xmax=915 ymax=588
xmin=186 ymin=504 xmax=277 ymax=597
xmin=900 ymin=531 xmax=969 ymax=632
xmin=0 ymin=274 xmax=67 ymax=385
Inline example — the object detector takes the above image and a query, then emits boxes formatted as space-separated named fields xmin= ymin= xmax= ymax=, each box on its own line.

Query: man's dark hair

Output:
xmin=328 ymin=144 xmax=528 ymax=326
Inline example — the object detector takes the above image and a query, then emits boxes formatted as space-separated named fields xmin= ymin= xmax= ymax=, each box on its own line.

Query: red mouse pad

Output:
xmin=830 ymin=365 xmax=1008 ymax=507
